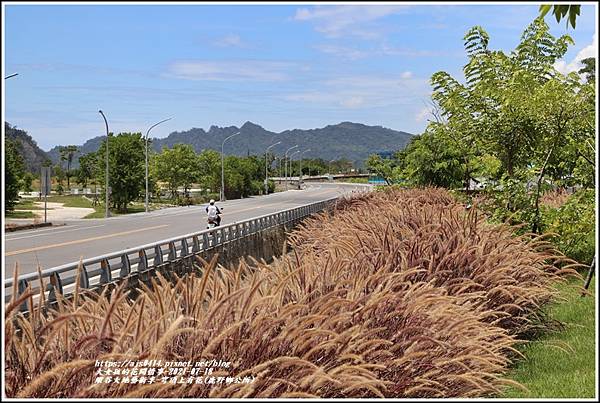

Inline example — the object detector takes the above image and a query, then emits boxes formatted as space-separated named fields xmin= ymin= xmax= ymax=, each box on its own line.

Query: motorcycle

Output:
xmin=206 ymin=208 xmax=223 ymax=229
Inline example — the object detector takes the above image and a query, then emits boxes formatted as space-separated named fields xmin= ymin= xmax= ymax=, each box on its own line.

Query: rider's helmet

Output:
xmin=209 ymin=199 xmax=215 ymax=205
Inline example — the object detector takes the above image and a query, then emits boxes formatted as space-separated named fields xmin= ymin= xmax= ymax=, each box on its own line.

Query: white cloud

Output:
xmin=214 ymin=34 xmax=244 ymax=48
xmin=340 ymin=96 xmax=365 ymax=108
xmin=314 ymin=44 xmax=370 ymax=60
xmin=554 ymin=33 xmax=597 ymax=75
xmin=401 ymin=71 xmax=413 ymax=79
xmin=293 ymin=5 xmax=409 ymax=38
xmin=380 ymin=44 xmax=462 ymax=58
xmin=415 ymin=106 xmax=431 ymax=123
xmin=284 ymin=74 xmax=431 ymax=110
xmin=167 ymin=60 xmax=295 ymax=81
xmin=313 ymin=42 xmax=463 ymax=60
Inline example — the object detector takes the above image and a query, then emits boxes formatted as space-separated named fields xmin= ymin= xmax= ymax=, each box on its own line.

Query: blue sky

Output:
xmin=3 ymin=2 xmax=597 ymax=150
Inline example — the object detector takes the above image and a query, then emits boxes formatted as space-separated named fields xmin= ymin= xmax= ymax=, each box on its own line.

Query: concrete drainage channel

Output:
xmin=5 ymin=198 xmax=339 ymax=312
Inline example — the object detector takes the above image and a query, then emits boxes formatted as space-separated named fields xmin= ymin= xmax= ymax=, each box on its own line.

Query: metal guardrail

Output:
xmin=5 ymin=197 xmax=338 ymax=308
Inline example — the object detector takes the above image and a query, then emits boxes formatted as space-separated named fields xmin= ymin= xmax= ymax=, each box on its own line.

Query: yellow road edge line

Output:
xmin=6 ymin=224 xmax=169 ymax=256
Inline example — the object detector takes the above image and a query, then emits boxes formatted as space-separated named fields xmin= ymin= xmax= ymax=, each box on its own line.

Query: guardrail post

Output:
xmin=192 ymin=236 xmax=201 ymax=253
xmin=138 ymin=249 xmax=148 ymax=272
xmin=181 ymin=238 xmax=190 ymax=257
xmin=79 ymin=264 xmax=90 ymax=289
xmin=154 ymin=245 xmax=163 ymax=265
xmin=120 ymin=254 xmax=131 ymax=277
xmin=100 ymin=259 xmax=112 ymax=284
xmin=203 ymin=232 xmax=210 ymax=249
xmin=17 ymin=279 xmax=29 ymax=312
xmin=168 ymin=241 xmax=177 ymax=261
xmin=46 ymin=272 xmax=63 ymax=305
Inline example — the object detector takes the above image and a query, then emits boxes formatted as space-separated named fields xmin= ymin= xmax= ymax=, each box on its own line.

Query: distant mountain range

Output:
xmin=5 ymin=122 xmax=52 ymax=173
xmin=13 ymin=121 xmax=413 ymax=171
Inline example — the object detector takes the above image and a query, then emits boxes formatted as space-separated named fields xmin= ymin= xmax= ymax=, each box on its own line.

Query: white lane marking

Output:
xmin=5 ymin=225 xmax=79 ymax=238
xmin=5 ymin=225 xmax=107 ymax=241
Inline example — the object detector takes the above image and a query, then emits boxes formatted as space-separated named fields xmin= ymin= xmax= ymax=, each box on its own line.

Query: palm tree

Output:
xmin=59 ymin=145 xmax=78 ymax=190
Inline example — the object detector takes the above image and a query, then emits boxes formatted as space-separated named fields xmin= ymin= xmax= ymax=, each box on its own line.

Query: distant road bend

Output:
xmin=4 ymin=182 xmax=370 ymax=279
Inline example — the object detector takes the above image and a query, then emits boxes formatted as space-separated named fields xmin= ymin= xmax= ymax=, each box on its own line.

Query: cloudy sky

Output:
xmin=3 ymin=2 xmax=597 ymax=150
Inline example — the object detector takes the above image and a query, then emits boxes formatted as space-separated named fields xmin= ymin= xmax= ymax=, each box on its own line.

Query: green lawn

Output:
xmin=6 ymin=210 xmax=36 ymax=219
xmin=334 ymin=177 xmax=369 ymax=184
xmin=46 ymin=194 xmax=97 ymax=208
xmin=82 ymin=201 xmax=157 ymax=218
xmin=502 ymin=276 xmax=596 ymax=398
xmin=14 ymin=199 xmax=45 ymax=210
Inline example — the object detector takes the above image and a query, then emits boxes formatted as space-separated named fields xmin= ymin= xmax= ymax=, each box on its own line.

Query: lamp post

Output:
xmin=98 ymin=110 xmax=110 ymax=218
xmin=284 ymin=145 xmax=298 ymax=191
xmin=4 ymin=73 xmax=18 ymax=79
xmin=221 ymin=132 xmax=240 ymax=201
xmin=265 ymin=141 xmax=281 ymax=195
xmin=145 ymin=117 xmax=173 ymax=212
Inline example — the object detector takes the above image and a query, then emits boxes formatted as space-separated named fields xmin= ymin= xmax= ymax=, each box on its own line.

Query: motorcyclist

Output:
xmin=206 ymin=199 xmax=222 ymax=227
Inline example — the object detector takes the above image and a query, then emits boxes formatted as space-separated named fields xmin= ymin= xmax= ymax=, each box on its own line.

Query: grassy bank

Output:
xmin=5 ymin=210 xmax=36 ymax=219
xmin=502 ymin=276 xmax=596 ymax=398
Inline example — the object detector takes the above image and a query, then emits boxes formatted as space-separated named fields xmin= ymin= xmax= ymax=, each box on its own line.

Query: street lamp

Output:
xmin=4 ymin=73 xmax=18 ymax=79
xmin=284 ymin=145 xmax=298 ymax=191
xmin=98 ymin=110 xmax=110 ymax=218
xmin=221 ymin=132 xmax=241 ymax=201
xmin=265 ymin=141 xmax=281 ymax=195
xmin=145 ymin=117 xmax=173 ymax=212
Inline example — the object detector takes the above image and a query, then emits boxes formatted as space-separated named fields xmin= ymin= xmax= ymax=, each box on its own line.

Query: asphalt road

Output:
xmin=4 ymin=182 xmax=369 ymax=279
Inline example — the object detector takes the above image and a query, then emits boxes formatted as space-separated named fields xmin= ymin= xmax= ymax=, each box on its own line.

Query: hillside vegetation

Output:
xmin=46 ymin=121 xmax=413 ymax=168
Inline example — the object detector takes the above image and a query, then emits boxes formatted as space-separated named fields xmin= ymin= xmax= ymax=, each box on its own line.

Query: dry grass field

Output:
xmin=5 ymin=188 xmax=582 ymax=398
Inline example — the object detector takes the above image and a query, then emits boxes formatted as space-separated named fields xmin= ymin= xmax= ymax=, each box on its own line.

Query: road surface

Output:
xmin=4 ymin=182 xmax=369 ymax=279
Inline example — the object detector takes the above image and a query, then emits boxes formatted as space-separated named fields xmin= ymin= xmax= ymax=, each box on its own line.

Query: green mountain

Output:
xmin=4 ymin=122 xmax=52 ymax=173
xmin=46 ymin=121 xmax=413 ymax=167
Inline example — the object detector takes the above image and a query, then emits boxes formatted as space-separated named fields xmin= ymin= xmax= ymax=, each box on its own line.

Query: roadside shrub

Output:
xmin=541 ymin=188 xmax=596 ymax=265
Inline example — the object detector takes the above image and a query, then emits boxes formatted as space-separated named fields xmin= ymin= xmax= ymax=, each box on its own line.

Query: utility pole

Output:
xmin=98 ymin=110 xmax=110 ymax=218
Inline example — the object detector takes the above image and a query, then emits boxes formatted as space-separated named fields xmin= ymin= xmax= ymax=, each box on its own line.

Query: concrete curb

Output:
xmin=5 ymin=222 xmax=53 ymax=232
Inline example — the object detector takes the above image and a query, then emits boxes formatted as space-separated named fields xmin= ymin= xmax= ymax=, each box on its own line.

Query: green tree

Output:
xmin=434 ymin=19 xmax=573 ymax=178
xmin=20 ymin=172 xmax=34 ymax=193
xmin=223 ymin=155 xmax=263 ymax=199
xmin=77 ymin=152 xmax=98 ymax=189
xmin=417 ymin=17 xmax=594 ymax=234
xmin=59 ymin=145 xmax=78 ymax=190
xmin=197 ymin=149 xmax=222 ymax=193
xmin=579 ymin=57 xmax=595 ymax=83
xmin=54 ymin=164 xmax=66 ymax=195
xmin=95 ymin=133 xmax=146 ymax=212
xmin=5 ymin=139 xmax=25 ymax=211
xmin=402 ymin=130 xmax=465 ymax=188
xmin=365 ymin=154 xmax=394 ymax=185
xmin=153 ymin=144 xmax=201 ymax=201
xmin=539 ymin=4 xmax=580 ymax=29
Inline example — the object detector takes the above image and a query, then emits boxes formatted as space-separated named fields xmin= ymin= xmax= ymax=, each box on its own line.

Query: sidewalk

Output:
xmin=5 ymin=202 xmax=95 ymax=226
